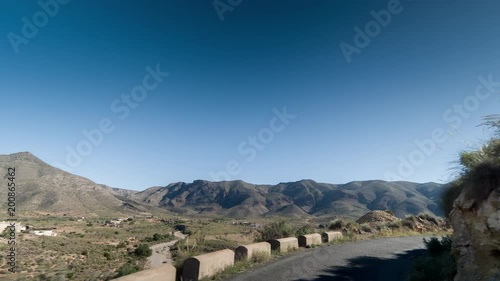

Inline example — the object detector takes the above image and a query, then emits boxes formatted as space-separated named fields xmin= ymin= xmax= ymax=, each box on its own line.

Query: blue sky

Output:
xmin=1 ymin=0 xmax=499 ymax=190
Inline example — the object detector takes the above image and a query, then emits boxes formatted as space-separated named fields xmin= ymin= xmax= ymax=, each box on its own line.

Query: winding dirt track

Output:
xmin=144 ymin=231 xmax=186 ymax=270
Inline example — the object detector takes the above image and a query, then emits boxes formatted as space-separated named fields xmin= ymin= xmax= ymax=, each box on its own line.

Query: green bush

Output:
xmin=402 ymin=217 xmax=417 ymax=229
xmin=423 ymin=236 xmax=452 ymax=257
xmin=417 ymin=213 xmax=439 ymax=225
xmin=360 ymin=224 xmax=373 ymax=233
xmin=328 ymin=218 xmax=357 ymax=232
xmin=133 ymin=244 xmax=152 ymax=258
xmin=257 ymin=220 xmax=295 ymax=241
xmin=441 ymin=182 xmax=463 ymax=218
xmin=103 ymin=252 xmax=112 ymax=260
xmin=386 ymin=221 xmax=402 ymax=229
xmin=294 ymin=224 xmax=315 ymax=237
xmin=329 ymin=219 xmax=343 ymax=230
xmin=408 ymin=254 xmax=456 ymax=281
xmin=257 ymin=220 xmax=315 ymax=241
xmin=141 ymin=233 xmax=174 ymax=242
xmin=408 ymin=236 xmax=456 ymax=281
xmin=115 ymin=263 xmax=139 ymax=277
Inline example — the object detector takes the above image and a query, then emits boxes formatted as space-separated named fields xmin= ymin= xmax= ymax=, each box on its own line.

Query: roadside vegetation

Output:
xmin=408 ymin=236 xmax=456 ymax=281
xmin=256 ymin=220 xmax=315 ymax=242
xmin=441 ymin=115 xmax=500 ymax=218
xmin=408 ymin=114 xmax=500 ymax=281
xmin=0 ymin=216 xmax=174 ymax=281
xmin=0 ymin=211 xmax=452 ymax=281
xmin=1 ymin=175 xmax=474 ymax=281
xmin=168 ymin=211 xmax=451 ymax=281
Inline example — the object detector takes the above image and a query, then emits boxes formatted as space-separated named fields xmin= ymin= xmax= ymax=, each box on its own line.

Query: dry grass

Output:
xmin=442 ymin=132 xmax=500 ymax=217
xmin=0 ymin=214 xmax=452 ymax=281
xmin=0 ymin=216 xmax=176 ymax=280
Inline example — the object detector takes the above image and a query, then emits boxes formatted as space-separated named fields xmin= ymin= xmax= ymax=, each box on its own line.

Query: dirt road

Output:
xmin=144 ymin=231 xmax=186 ymax=270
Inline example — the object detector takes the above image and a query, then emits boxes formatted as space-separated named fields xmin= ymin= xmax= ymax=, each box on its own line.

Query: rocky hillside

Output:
xmin=450 ymin=183 xmax=500 ymax=281
xmin=0 ymin=152 xmax=167 ymax=217
xmin=130 ymin=179 xmax=446 ymax=219
xmin=447 ymin=123 xmax=500 ymax=281
xmin=0 ymin=152 xmax=446 ymax=219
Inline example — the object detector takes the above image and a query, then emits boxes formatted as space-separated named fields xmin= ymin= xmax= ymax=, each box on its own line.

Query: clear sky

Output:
xmin=1 ymin=0 xmax=499 ymax=190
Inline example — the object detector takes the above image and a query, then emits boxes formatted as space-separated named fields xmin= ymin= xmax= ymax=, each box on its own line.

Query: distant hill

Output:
xmin=129 ymin=179 xmax=447 ymax=219
xmin=0 ymin=152 xmax=168 ymax=217
xmin=0 ymin=152 xmax=447 ymax=219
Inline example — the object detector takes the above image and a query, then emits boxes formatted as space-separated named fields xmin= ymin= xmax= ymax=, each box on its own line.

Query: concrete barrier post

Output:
xmin=268 ymin=237 xmax=298 ymax=253
xmin=235 ymin=242 xmax=271 ymax=261
xmin=298 ymin=233 xmax=322 ymax=247
xmin=321 ymin=231 xmax=343 ymax=243
xmin=183 ymin=249 xmax=235 ymax=281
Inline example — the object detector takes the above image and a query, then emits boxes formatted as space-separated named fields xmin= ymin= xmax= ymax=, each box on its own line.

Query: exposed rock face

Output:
xmin=450 ymin=185 xmax=500 ymax=281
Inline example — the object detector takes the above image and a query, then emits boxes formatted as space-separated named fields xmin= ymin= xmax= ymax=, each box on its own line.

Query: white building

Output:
xmin=32 ymin=229 xmax=57 ymax=237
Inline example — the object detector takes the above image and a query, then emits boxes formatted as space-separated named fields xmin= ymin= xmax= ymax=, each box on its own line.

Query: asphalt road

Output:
xmin=225 ymin=236 xmax=428 ymax=281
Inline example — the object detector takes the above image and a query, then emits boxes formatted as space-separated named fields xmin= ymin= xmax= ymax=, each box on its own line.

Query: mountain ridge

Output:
xmin=0 ymin=152 xmax=446 ymax=219
xmin=127 ymin=178 xmax=446 ymax=219
xmin=0 ymin=152 xmax=169 ymax=217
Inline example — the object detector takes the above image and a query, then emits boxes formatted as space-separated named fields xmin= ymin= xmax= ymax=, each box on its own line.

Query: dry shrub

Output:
xmin=441 ymin=131 xmax=500 ymax=217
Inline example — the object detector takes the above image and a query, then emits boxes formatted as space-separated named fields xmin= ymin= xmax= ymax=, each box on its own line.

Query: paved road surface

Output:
xmin=225 ymin=236 xmax=428 ymax=281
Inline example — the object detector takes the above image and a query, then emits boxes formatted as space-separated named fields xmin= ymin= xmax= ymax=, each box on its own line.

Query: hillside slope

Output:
xmin=132 ymin=179 xmax=446 ymax=219
xmin=0 ymin=152 xmax=446 ymax=219
xmin=0 ymin=152 xmax=167 ymax=217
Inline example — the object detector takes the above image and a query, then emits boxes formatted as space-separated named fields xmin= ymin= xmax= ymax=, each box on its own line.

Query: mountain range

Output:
xmin=0 ymin=152 xmax=446 ymax=219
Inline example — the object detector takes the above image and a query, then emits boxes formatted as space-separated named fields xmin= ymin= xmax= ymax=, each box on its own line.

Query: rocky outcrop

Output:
xmin=356 ymin=210 xmax=399 ymax=224
xmin=450 ymin=184 xmax=500 ymax=281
